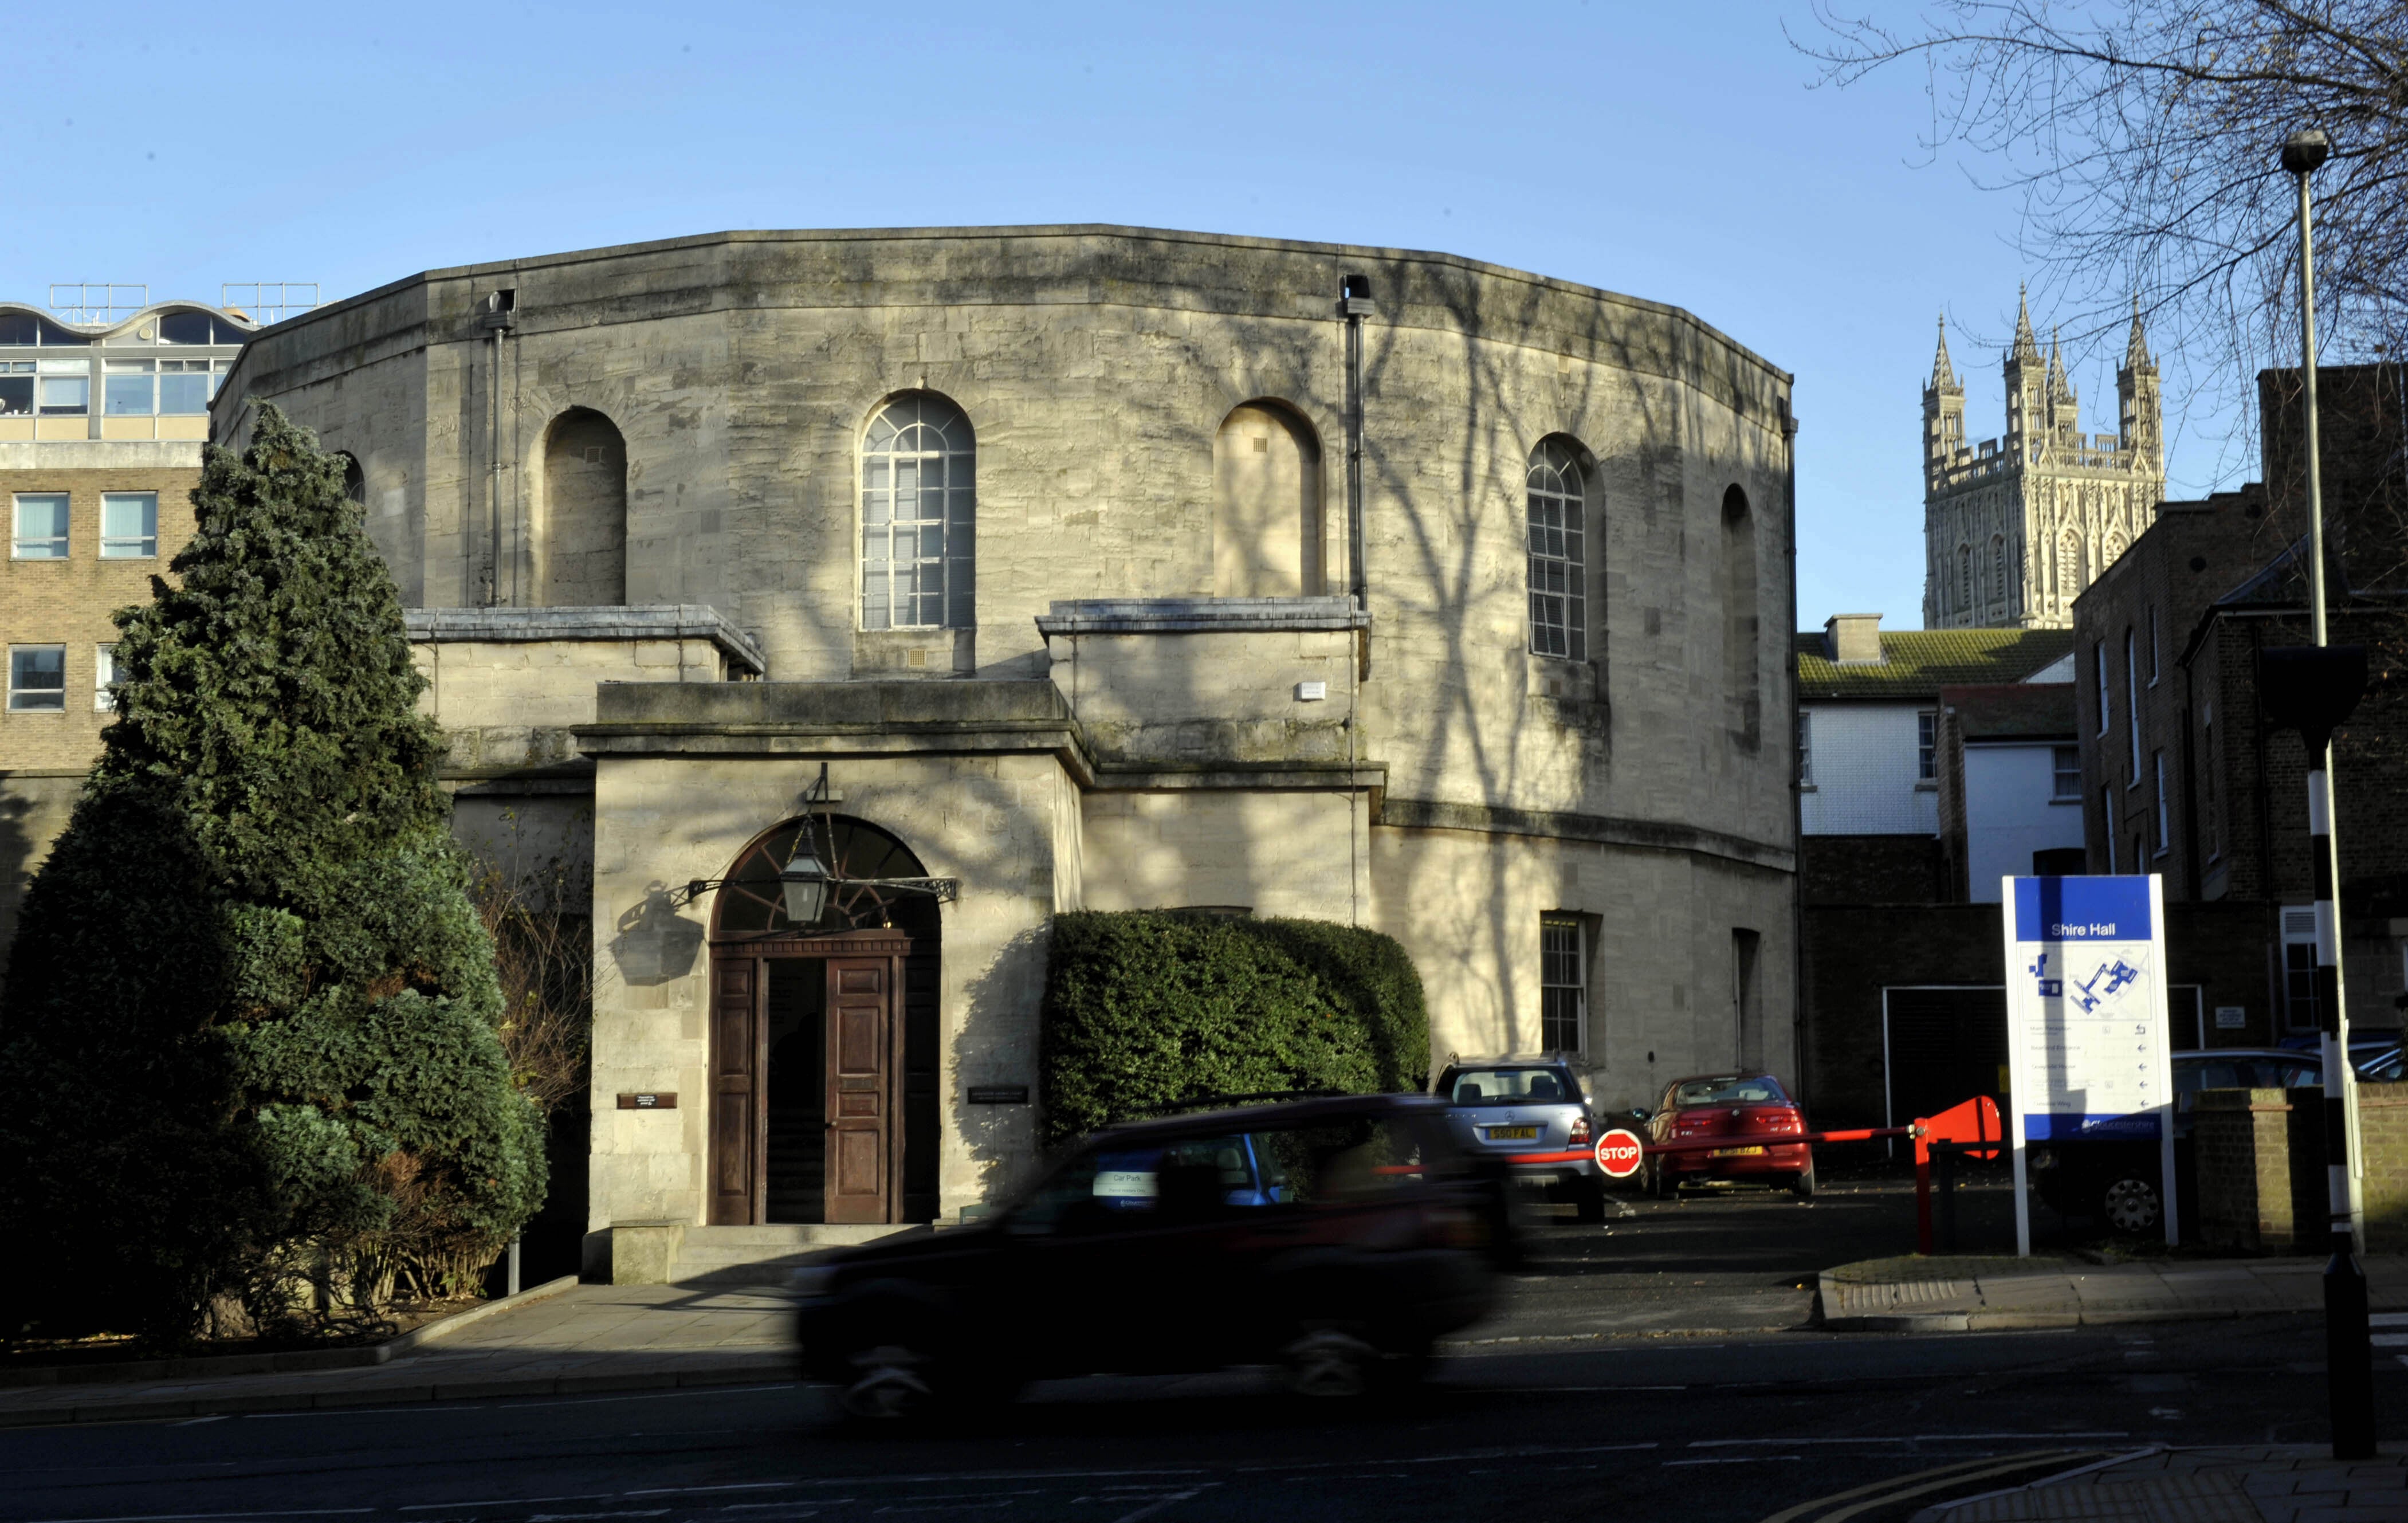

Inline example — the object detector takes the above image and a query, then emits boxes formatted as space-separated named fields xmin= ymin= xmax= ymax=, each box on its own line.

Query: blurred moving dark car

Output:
xmin=2032 ymin=1047 xmax=2323 ymax=1232
xmin=1640 ymin=1071 xmax=1814 ymax=1198
xmin=1432 ymin=1054 xmax=1605 ymax=1221
xmin=795 ymin=1092 xmax=1514 ymax=1419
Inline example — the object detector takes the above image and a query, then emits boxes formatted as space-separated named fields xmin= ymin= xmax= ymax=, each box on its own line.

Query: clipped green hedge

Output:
xmin=1038 ymin=911 xmax=1430 ymax=1145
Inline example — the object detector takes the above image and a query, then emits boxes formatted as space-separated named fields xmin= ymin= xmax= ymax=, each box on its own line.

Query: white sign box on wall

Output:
xmin=2001 ymin=874 xmax=2177 ymax=1252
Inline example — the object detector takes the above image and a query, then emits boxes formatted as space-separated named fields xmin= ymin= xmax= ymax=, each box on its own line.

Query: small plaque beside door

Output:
xmin=616 ymin=1092 xmax=678 ymax=1110
xmin=967 ymin=1085 xmax=1030 ymax=1105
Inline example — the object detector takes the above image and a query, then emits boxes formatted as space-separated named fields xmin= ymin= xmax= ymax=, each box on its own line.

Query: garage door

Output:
xmin=1883 ymin=986 xmax=2008 ymax=1129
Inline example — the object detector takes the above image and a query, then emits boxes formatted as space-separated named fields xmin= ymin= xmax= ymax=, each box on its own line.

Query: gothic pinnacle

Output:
xmin=2124 ymin=295 xmax=2154 ymax=371
xmin=1931 ymin=313 xmax=1959 ymax=390
xmin=2012 ymin=285 xmax=2041 ymax=363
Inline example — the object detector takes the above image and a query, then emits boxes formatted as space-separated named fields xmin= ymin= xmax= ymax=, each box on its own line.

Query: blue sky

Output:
xmin=6 ymin=1 xmax=2249 ymax=629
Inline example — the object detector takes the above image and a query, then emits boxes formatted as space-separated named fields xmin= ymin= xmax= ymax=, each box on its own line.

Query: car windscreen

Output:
xmin=1671 ymin=1074 xmax=1787 ymax=1107
xmin=1441 ymin=1068 xmax=1576 ymax=1106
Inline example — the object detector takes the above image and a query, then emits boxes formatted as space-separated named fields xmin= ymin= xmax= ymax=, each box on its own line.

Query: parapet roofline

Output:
xmin=0 ymin=300 xmax=258 ymax=342
xmin=242 ymin=223 xmax=1793 ymax=387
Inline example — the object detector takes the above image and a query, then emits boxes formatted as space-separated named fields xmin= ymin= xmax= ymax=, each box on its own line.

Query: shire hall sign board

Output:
xmin=2001 ymin=874 xmax=2176 ymax=1250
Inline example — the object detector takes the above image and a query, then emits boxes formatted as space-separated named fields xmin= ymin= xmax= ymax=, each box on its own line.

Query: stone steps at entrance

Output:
xmin=667 ymin=1224 xmax=918 ymax=1286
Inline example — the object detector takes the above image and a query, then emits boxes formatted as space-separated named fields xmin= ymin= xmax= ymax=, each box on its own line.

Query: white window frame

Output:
xmin=103 ymin=359 xmax=156 ymax=415
xmin=1916 ymin=710 xmax=1938 ymax=782
xmin=2203 ymin=718 xmax=2220 ymax=860
xmin=1540 ymin=916 xmax=1588 ymax=1054
xmin=100 ymin=492 xmax=156 ymax=558
xmin=159 ymin=358 xmax=214 ymax=414
xmin=94 ymin=643 xmax=119 ymax=712
xmin=2147 ymin=605 xmax=2160 ymax=686
xmin=36 ymin=358 xmax=89 ymax=417
xmin=2052 ymin=745 xmax=2081 ymax=800
xmin=1797 ymin=708 xmax=1814 ymax=786
xmin=2124 ymin=629 xmax=2141 ymax=784
xmin=7 ymin=644 xmax=67 ymax=712
xmin=2095 ymin=642 xmax=2110 ymax=735
xmin=859 ymin=394 xmax=975 ymax=631
xmin=12 ymin=492 xmax=69 ymax=559
xmin=2102 ymin=786 xmax=2118 ymax=873
xmin=0 ymin=359 xmax=33 ymax=417
xmin=2167 ymin=752 xmax=2186 ymax=858
xmin=1526 ymin=440 xmax=1588 ymax=661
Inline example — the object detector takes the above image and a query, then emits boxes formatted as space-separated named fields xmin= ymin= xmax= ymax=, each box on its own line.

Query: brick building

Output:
xmin=1 ymin=297 xmax=255 ymax=959
xmin=2072 ymin=364 xmax=2408 ymax=1043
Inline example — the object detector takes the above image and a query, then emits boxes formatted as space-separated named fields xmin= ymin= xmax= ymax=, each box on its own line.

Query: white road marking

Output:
xmin=1106 ymin=1491 xmax=1211 ymax=1523
xmin=1690 ymin=1432 xmax=2127 ymax=1446
xmin=2368 ymin=1334 xmax=2408 ymax=1348
xmin=624 ymin=1486 xmax=793 ymax=1498
xmin=526 ymin=1513 xmax=670 ymax=1521
xmin=400 ymin=1500 xmax=612 ymax=1512
xmin=171 ymin=1416 xmax=229 ymax=1427
xmin=2370 ymin=1312 xmax=2408 ymax=1326
xmin=25 ymin=1513 xmax=375 ymax=1523
xmin=1664 ymin=1457 xmax=1805 ymax=1465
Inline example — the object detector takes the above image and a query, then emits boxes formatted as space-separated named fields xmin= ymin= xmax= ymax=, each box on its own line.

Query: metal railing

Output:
xmin=47 ymin=284 xmax=149 ymax=323
xmin=220 ymin=283 xmax=321 ymax=324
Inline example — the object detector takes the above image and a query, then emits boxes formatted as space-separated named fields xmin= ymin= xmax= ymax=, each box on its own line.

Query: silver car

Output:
xmin=1433 ymin=1054 xmax=1605 ymax=1222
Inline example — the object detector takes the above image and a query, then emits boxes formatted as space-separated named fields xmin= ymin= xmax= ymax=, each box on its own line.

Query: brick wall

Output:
xmin=1 ymin=463 xmax=201 ymax=771
xmin=2196 ymin=1082 xmax=2408 ymax=1252
xmin=1801 ymin=834 xmax=1946 ymax=906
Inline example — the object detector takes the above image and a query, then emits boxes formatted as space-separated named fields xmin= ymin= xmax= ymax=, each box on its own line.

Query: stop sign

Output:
xmin=1594 ymin=1128 xmax=1644 ymax=1179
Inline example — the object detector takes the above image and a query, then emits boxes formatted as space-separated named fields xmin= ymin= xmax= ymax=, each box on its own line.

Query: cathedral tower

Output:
xmin=1922 ymin=292 xmax=2165 ymax=629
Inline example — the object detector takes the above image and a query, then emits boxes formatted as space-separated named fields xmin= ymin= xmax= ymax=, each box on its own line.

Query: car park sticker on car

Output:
xmin=2001 ymin=873 xmax=2177 ymax=1252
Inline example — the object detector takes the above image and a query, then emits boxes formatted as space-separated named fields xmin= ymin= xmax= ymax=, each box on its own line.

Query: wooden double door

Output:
xmin=709 ymin=933 xmax=937 ymax=1226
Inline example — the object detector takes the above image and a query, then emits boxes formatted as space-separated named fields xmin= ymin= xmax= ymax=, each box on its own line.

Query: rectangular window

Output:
xmin=103 ymin=359 xmax=156 ymax=414
xmin=1540 ymin=917 xmax=1587 ymax=1054
xmin=1917 ymin=710 xmax=1938 ymax=781
xmin=2203 ymin=719 xmax=2220 ymax=858
xmin=2124 ymin=630 xmax=2141 ymax=782
xmin=7 ymin=645 xmax=66 ymax=712
xmin=159 ymin=359 xmax=212 ymax=414
xmin=36 ymin=359 xmax=89 ymax=416
xmin=2052 ymin=745 xmax=2081 ymax=799
xmin=1526 ymin=484 xmax=1588 ymax=661
xmin=100 ymin=492 xmax=157 ymax=558
xmin=2282 ymin=906 xmax=2321 ymax=1031
xmin=12 ymin=493 xmax=69 ymax=558
xmin=1796 ymin=709 xmax=1813 ymax=784
xmin=2167 ymin=752 xmax=2186 ymax=858
xmin=2147 ymin=605 xmax=2160 ymax=685
xmin=2095 ymin=642 xmax=2110 ymax=735
xmin=2102 ymin=787 xmax=2118 ymax=873
xmin=0 ymin=360 xmax=32 ymax=415
xmin=95 ymin=643 xmax=118 ymax=711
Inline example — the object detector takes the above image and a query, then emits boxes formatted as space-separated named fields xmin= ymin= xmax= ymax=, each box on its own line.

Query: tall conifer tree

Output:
xmin=0 ymin=406 xmax=544 ymax=1345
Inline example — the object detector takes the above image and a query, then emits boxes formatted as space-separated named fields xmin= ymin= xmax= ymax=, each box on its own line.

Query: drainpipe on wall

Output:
xmin=1342 ymin=273 xmax=1374 ymax=677
xmin=1782 ymin=399 xmax=1807 ymax=1104
xmin=479 ymin=289 xmax=516 ymax=606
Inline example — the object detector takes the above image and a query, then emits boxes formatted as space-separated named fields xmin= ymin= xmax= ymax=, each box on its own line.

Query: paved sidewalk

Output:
xmin=1819 ymin=1253 xmax=2408 ymax=1332
xmin=0 ymin=1283 xmax=802 ymax=1427
xmin=1911 ymin=1444 xmax=2408 ymax=1522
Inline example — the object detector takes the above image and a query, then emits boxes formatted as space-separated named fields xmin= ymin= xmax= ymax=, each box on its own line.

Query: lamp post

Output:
xmin=2280 ymin=124 xmax=2375 ymax=1462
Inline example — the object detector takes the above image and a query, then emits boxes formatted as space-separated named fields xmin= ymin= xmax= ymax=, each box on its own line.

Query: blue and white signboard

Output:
xmin=2001 ymin=875 xmax=2177 ymax=1251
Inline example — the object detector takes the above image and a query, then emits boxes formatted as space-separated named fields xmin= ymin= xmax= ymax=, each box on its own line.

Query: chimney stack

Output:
xmin=1824 ymin=613 xmax=1885 ymax=665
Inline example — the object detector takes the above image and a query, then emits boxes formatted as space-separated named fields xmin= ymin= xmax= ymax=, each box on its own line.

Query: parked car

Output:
xmin=1640 ymin=1071 xmax=1814 ymax=1198
xmin=2031 ymin=1047 xmax=2325 ymax=1232
xmin=794 ymin=1092 xmax=1514 ymax=1419
xmin=1432 ymin=1054 xmax=1605 ymax=1221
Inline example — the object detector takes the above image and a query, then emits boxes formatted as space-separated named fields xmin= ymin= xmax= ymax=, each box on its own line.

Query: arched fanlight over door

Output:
xmin=711 ymin=815 xmax=943 ymax=938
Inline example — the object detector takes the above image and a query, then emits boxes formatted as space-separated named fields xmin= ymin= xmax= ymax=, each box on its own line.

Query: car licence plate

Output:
xmin=1709 ymin=1145 xmax=1766 ymax=1158
xmin=1486 ymin=1125 xmax=1538 ymax=1141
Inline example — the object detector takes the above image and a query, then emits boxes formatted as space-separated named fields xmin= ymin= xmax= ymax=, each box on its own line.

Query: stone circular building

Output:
xmin=215 ymin=225 xmax=1798 ymax=1275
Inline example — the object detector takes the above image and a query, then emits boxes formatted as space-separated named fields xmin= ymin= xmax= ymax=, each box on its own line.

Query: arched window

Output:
xmin=1526 ymin=437 xmax=1589 ymax=661
xmin=1213 ymin=401 xmax=1324 ymax=597
xmin=2056 ymin=531 xmax=2081 ymax=610
xmin=1957 ymin=544 xmax=1973 ymax=616
xmin=539 ymin=409 xmax=627 ymax=606
xmin=2103 ymin=531 xmax=2129 ymax=569
xmin=337 ymin=451 xmax=366 ymax=507
xmin=1723 ymin=485 xmax=1759 ymax=737
xmin=1991 ymin=535 xmax=2009 ymax=608
xmin=862 ymin=394 xmax=975 ymax=630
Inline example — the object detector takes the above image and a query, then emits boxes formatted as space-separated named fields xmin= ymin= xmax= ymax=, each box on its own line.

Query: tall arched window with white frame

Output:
xmin=861 ymin=393 xmax=975 ymax=630
xmin=1526 ymin=437 xmax=1588 ymax=661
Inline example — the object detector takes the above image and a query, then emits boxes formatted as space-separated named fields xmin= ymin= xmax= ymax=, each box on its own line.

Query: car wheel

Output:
xmin=1792 ymin=1163 xmax=1817 ymax=1199
xmin=2101 ymin=1176 xmax=2162 ymax=1234
xmin=1285 ymin=1329 xmax=1378 ymax=1399
xmin=1573 ymin=1178 xmax=1608 ymax=1223
xmin=840 ymin=1343 xmax=938 ymax=1421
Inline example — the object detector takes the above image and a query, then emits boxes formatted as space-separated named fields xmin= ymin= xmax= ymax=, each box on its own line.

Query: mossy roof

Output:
xmin=1794 ymin=627 xmax=2076 ymax=701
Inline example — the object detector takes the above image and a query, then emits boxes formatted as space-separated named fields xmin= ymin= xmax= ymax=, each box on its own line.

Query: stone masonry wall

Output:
xmin=2197 ymin=1082 xmax=2408 ymax=1252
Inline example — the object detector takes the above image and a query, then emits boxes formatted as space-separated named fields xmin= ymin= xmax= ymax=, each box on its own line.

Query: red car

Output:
xmin=1641 ymin=1071 xmax=1814 ymax=1197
